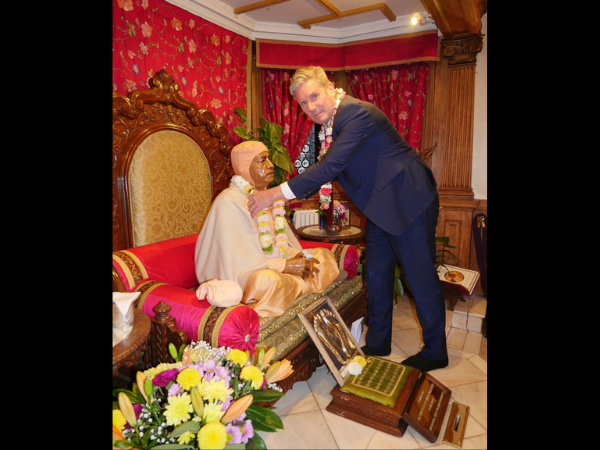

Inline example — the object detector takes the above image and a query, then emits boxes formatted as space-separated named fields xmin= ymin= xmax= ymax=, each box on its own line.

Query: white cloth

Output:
xmin=196 ymin=279 xmax=243 ymax=307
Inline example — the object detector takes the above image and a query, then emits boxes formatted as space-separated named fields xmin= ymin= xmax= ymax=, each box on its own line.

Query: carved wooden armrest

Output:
xmin=150 ymin=301 xmax=189 ymax=366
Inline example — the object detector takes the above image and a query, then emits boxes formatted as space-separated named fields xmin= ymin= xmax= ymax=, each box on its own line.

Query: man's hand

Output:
xmin=284 ymin=257 xmax=320 ymax=280
xmin=247 ymin=187 xmax=283 ymax=217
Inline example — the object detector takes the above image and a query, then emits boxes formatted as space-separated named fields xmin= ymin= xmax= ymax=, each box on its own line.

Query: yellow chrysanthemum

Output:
xmin=164 ymin=392 xmax=193 ymax=426
xmin=240 ymin=365 xmax=264 ymax=389
xmin=113 ymin=409 xmax=127 ymax=431
xmin=177 ymin=430 xmax=195 ymax=445
xmin=202 ymin=378 xmax=233 ymax=403
xmin=226 ymin=348 xmax=249 ymax=366
xmin=177 ymin=368 xmax=203 ymax=391
xmin=197 ymin=421 xmax=228 ymax=450
xmin=203 ymin=399 xmax=225 ymax=423
xmin=353 ymin=355 xmax=367 ymax=367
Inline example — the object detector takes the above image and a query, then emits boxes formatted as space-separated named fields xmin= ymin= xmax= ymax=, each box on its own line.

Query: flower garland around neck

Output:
xmin=318 ymin=87 xmax=345 ymax=211
xmin=232 ymin=175 xmax=289 ymax=259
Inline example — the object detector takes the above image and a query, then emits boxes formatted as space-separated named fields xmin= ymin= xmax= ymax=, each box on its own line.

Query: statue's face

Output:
xmin=249 ymin=150 xmax=274 ymax=190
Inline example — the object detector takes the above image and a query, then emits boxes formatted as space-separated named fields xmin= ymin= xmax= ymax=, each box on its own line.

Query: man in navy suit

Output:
xmin=247 ymin=66 xmax=448 ymax=372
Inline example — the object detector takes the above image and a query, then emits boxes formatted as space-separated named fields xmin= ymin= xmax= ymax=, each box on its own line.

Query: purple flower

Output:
xmin=153 ymin=368 xmax=179 ymax=387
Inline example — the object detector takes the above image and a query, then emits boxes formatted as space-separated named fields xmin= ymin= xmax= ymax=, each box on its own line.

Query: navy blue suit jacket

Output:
xmin=287 ymin=95 xmax=438 ymax=236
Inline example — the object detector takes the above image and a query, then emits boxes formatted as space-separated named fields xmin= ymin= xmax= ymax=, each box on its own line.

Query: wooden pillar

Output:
xmin=422 ymin=34 xmax=484 ymax=269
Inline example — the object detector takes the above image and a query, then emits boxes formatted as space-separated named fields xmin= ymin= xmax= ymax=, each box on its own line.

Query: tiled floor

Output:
xmin=257 ymin=294 xmax=488 ymax=449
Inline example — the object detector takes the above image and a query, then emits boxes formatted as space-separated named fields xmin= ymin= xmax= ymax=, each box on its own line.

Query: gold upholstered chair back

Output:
xmin=112 ymin=69 xmax=233 ymax=253
xmin=128 ymin=130 xmax=212 ymax=247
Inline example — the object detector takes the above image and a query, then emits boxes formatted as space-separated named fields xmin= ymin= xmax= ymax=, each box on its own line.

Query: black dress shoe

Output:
xmin=361 ymin=345 xmax=391 ymax=357
xmin=401 ymin=352 xmax=448 ymax=372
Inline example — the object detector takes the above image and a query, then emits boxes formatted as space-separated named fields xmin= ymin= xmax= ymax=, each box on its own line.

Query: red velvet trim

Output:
xmin=256 ymin=31 xmax=439 ymax=70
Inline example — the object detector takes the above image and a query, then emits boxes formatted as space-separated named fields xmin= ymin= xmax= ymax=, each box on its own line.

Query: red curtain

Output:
xmin=261 ymin=69 xmax=314 ymax=178
xmin=346 ymin=62 xmax=429 ymax=156
xmin=112 ymin=0 xmax=249 ymax=144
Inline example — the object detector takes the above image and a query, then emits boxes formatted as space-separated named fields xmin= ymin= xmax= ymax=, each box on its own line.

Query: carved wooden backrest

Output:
xmin=112 ymin=69 xmax=234 ymax=252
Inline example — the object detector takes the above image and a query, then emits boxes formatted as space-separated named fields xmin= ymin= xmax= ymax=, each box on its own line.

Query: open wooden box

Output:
xmin=326 ymin=367 xmax=452 ymax=442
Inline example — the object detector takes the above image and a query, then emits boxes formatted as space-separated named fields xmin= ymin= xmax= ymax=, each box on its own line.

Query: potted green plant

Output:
xmin=232 ymin=107 xmax=294 ymax=188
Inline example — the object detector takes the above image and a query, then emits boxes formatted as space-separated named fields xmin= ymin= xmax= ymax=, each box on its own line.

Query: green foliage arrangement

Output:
xmin=232 ymin=107 xmax=294 ymax=188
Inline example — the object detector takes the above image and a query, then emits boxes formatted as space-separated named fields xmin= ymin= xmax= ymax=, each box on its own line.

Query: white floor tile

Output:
xmin=261 ymin=295 xmax=488 ymax=449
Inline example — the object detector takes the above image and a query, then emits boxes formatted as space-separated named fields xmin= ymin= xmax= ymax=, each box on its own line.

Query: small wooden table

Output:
xmin=297 ymin=224 xmax=364 ymax=245
xmin=112 ymin=308 xmax=151 ymax=378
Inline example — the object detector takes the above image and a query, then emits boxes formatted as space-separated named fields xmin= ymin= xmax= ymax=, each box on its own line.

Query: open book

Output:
xmin=437 ymin=264 xmax=480 ymax=297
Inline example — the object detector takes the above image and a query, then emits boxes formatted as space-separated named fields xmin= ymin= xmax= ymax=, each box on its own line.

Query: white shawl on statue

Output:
xmin=194 ymin=183 xmax=303 ymax=290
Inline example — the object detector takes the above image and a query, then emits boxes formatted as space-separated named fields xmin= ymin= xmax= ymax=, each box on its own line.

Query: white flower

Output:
xmin=347 ymin=361 xmax=363 ymax=376
xmin=273 ymin=215 xmax=287 ymax=231
xmin=259 ymin=233 xmax=274 ymax=249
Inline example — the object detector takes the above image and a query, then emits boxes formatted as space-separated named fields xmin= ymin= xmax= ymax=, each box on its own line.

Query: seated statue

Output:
xmin=194 ymin=140 xmax=343 ymax=317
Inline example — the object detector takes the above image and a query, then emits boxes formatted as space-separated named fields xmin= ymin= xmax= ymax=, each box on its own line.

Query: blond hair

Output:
xmin=290 ymin=66 xmax=331 ymax=97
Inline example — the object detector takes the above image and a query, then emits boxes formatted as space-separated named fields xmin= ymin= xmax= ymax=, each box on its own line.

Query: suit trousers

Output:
xmin=363 ymin=197 xmax=448 ymax=360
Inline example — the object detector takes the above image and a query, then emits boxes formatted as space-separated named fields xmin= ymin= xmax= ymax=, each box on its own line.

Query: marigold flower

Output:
xmin=240 ymin=365 xmax=264 ymax=389
xmin=221 ymin=394 xmax=253 ymax=424
xmin=197 ymin=420 xmax=228 ymax=449
xmin=118 ymin=392 xmax=137 ymax=427
xmin=226 ymin=348 xmax=249 ymax=366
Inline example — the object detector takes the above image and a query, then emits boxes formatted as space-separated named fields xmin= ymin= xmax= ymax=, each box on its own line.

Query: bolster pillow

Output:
xmin=112 ymin=233 xmax=199 ymax=291
xmin=134 ymin=280 xmax=259 ymax=355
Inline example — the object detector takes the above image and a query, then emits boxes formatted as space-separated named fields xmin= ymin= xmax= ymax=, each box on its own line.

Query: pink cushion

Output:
xmin=137 ymin=282 xmax=259 ymax=354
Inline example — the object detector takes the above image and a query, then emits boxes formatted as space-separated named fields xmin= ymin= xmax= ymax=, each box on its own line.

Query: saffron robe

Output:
xmin=194 ymin=183 xmax=340 ymax=317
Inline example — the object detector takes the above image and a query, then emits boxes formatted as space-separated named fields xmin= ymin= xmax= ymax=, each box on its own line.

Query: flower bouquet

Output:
xmin=112 ymin=341 xmax=293 ymax=450
xmin=332 ymin=200 xmax=347 ymax=221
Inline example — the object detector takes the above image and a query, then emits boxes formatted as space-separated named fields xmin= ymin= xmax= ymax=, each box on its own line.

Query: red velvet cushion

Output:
xmin=113 ymin=234 xmax=199 ymax=291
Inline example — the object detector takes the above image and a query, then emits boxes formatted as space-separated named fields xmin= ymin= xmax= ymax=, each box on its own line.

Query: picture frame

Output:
xmin=299 ymin=295 xmax=364 ymax=386
xmin=340 ymin=207 xmax=350 ymax=228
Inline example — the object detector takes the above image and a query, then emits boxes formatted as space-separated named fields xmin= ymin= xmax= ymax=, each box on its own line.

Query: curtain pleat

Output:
xmin=346 ymin=62 xmax=429 ymax=156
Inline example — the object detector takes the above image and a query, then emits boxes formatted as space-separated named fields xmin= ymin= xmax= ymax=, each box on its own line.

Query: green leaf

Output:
xmin=247 ymin=433 xmax=267 ymax=450
xmin=170 ymin=420 xmax=201 ymax=437
xmin=234 ymin=107 xmax=247 ymax=124
xmin=249 ymin=388 xmax=285 ymax=402
xmin=233 ymin=125 xmax=252 ymax=140
xmin=245 ymin=405 xmax=284 ymax=432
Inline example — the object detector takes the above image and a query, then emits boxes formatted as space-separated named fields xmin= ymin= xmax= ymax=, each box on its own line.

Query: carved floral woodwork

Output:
xmin=112 ymin=69 xmax=234 ymax=252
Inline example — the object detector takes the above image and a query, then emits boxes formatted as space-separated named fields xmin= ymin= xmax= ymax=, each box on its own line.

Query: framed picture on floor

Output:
xmin=299 ymin=295 xmax=364 ymax=386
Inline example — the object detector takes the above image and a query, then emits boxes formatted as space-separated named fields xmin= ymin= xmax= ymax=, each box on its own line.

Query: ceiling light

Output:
xmin=410 ymin=15 xmax=419 ymax=26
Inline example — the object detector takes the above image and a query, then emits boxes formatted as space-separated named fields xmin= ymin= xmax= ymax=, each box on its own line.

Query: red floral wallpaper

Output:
xmin=112 ymin=0 xmax=249 ymax=143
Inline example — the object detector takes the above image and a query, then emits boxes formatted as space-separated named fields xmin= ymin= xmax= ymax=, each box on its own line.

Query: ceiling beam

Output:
xmin=233 ymin=0 xmax=292 ymax=15
xmin=298 ymin=3 xmax=397 ymax=30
